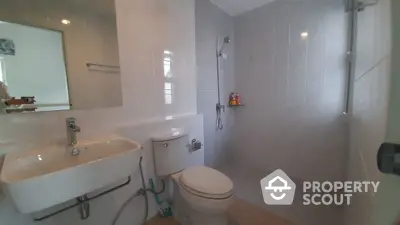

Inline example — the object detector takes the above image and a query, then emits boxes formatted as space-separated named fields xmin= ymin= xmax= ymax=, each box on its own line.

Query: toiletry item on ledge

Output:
xmin=229 ymin=92 xmax=243 ymax=106
xmin=5 ymin=96 xmax=35 ymax=106
xmin=4 ymin=97 xmax=37 ymax=113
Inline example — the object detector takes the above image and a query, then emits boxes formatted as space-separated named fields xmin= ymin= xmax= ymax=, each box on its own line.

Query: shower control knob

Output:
xmin=163 ymin=143 xmax=169 ymax=147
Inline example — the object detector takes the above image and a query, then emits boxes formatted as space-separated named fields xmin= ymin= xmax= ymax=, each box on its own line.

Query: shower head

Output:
xmin=218 ymin=36 xmax=231 ymax=57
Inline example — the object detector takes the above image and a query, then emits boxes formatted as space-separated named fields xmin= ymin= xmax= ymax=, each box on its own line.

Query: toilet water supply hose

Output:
xmin=111 ymin=156 xmax=166 ymax=225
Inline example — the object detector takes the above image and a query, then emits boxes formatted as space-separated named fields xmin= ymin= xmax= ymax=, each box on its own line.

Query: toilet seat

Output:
xmin=179 ymin=166 xmax=234 ymax=199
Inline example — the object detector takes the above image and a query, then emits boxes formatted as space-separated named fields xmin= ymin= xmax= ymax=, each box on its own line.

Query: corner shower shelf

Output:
xmin=228 ymin=104 xmax=245 ymax=108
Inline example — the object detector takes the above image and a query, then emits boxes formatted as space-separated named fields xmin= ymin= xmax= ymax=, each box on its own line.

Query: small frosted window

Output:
xmin=163 ymin=50 xmax=172 ymax=78
xmin=164 ymin=82 xmax=172 ymax=104
xmin=163 ymin=50 xmax=173 ymax=105
xmin=165 ymin=94 xmax=172 ymax=105
xmin=164 ymin=82 xmax=172 ymax=90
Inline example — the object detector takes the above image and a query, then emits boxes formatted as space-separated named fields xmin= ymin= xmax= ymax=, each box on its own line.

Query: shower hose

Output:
xmin=111 ymin=156 xmax=165 ymax=225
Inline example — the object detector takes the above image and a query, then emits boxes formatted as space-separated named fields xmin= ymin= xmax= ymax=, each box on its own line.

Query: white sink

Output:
xmin=0 ymin=137 xmax=142 ymax=214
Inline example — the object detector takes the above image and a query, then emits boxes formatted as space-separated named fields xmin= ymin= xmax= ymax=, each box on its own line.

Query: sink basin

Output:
xmin=0 ymin=137 xmax=142 ymax=214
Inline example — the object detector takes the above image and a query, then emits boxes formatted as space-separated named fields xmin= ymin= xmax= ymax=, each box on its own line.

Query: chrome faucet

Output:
xmin=66 ymin=118 xmax=81 ymax=155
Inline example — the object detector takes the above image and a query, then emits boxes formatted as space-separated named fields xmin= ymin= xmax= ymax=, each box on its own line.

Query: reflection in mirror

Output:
xmin=0 ymin=0 xmax=122 ymax=114
xmin=0 ymin=22 xmax=70 ymax=112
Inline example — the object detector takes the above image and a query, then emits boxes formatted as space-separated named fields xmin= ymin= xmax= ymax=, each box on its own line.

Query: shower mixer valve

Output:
xmin=216 ymin=103 xmax=225 ymax=112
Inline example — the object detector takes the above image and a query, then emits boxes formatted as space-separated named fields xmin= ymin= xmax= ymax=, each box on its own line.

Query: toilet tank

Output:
xmin=152 ymin=133 xmax=191 ymax=176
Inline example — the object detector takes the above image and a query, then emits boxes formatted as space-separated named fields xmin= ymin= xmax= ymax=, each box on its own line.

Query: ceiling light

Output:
xmin=301 ymin=32 xmax=309 ymax=38
xmin=61 ymin=19 xmax=71 ymax=25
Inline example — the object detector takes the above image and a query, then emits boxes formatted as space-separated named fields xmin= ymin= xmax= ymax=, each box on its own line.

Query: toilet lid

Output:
xmin=179 ymin=166 xmax=234 ymax=199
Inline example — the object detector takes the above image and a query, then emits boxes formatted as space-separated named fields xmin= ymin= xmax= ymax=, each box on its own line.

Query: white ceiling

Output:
xmin=210 ymin=0 xmax=277 ymax=16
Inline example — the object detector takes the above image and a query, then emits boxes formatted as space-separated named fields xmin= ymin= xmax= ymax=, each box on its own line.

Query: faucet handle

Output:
xmin=67 ymin=117 xmax=77 ymax=125
xmin=74 ymin=126 xmax=81 ymax=132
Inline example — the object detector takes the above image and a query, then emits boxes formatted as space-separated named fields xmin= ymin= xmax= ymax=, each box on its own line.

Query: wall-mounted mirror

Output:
xmin=0 ymin=0 xmax=122 ymax=114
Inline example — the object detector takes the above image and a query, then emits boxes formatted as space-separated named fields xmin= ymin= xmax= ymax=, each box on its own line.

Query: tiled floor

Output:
xmin=227 ymin=199 xmax=293 ymax=225
xmin=144 ymin=199 xmax=292 ymax=225
xmin=217 ymin=163 xmax=344 ymax=225
xmin=145 ymin=162 xmax=344 ymax=225
xmin=144 ymin=217 xmax=179 ymax=225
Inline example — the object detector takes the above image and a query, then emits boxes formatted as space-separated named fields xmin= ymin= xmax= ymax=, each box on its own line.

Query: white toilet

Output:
xmin=152 ymin=133 xmax=234 ymax=225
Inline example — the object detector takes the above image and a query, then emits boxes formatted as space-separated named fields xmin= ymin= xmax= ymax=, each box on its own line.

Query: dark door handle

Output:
xmin=377 ymin=143 xmax=400 ymax=176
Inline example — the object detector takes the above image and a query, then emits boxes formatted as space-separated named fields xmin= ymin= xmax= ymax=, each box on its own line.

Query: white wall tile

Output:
xmin=345 ymin=0 xmax=392 ymax=224
xmin=195 ymin=0 xmax=235 ymax=167
xmin=0 ymin=0 xmax=200 ymax=224
xmin=232 ymin=0 xmax=348 ymax=181
xmin=369 ymin=0 xmax=400 ymax=224
xmin=117 ymin=0 xmax=197 ymax=120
